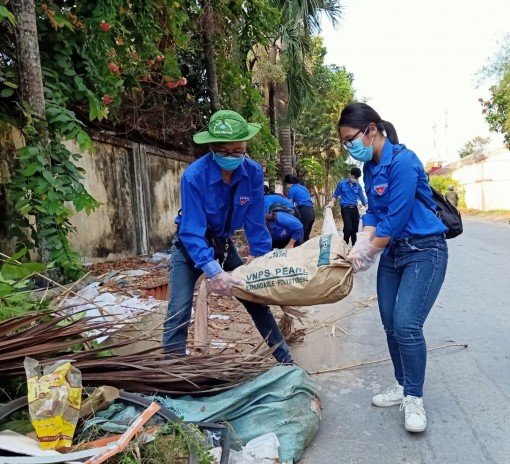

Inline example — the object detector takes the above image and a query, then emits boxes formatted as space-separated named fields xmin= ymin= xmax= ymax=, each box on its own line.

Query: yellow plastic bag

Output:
xmin=24 ymin=357 xmax=82 ymax=449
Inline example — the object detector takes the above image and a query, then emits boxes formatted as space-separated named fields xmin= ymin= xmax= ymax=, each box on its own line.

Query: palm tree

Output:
xmin=11 ymin=0 xmax=55 ymax=267
xmin=268 ymin=0 xmax=342 ymax=185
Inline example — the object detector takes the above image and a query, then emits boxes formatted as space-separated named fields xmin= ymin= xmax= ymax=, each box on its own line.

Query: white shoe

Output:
xmin=400 ymin=395 xmax=427 ymax=432
xmin=372 ymin=381 xmax=404 ymax=407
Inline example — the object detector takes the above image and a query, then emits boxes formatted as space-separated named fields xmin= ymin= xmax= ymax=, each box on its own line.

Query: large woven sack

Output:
xmin=231 ymin=233 xmax=353 ymax=306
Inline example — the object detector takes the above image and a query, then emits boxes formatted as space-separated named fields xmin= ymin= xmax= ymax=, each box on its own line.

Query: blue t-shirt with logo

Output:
xmin=362 ymin=141 xmax=448 ymax=240
xmin=177 ymin=152 xmax=271 ymax=275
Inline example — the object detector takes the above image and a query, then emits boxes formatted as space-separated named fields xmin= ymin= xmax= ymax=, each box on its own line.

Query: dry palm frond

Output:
xmin=278 ymin=313 xmax=305 ymax=344
xmin=0 ymin=309 xmax=275 ymax=395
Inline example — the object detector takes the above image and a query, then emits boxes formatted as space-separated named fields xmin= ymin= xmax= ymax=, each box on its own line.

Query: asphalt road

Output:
xmin=294 ymin=219 xmax=510 ymax=464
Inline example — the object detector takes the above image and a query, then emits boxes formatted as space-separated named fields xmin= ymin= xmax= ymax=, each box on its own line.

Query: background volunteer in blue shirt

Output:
xmin=283 ymin=174 xmax=315 ymax=242
xmin=338 ymin=102 xmax=448 ymax=434
xmin=265 ymin=211 xmax=304 ymax=249
xmin=264 ymin=191 xmax=301 ymax=219
xmin=163 ymin=109 xmax=293 ymax=364
xmin=328 ymin=167 xmax=368 ymax=246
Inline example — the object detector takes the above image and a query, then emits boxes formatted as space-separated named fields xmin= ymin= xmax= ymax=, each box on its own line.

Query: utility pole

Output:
xmin=432 ymin=121 xmax=437 ymax=161
xmin=444 ymin=109 xmax=448 ymax=160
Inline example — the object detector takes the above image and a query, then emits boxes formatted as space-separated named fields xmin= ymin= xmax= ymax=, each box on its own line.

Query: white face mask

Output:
xmin=350 ymin=177 xmax=358 ymax=183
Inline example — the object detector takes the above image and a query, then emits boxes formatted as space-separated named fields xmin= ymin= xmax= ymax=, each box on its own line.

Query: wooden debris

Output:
xmin=193 ymin=275 xmax=209 ymax=353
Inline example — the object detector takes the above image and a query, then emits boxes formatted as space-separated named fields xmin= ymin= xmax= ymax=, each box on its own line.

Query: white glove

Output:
xmin=208 ymin=271 xmax=241 ymax=296
xmin=347 ymin=236 xmax=384 ymax=273
xmin=348 ymin=231 xmax=372 ymax=254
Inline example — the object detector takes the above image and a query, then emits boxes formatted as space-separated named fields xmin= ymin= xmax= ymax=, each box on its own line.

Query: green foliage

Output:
xmin=478 ymin=34 xmax=510 ymax=149
xmin=111 ymin=421 xmax=213 ymax=464
xmin=1 ymin=0 xmax=349 ymax=276
xmin=300 ymin=157 xmax=326 ymax=188
xmin=270 ymin=0 xmax=343 ymax=121
xmin=429 ymin=175 xmax=465 ymax=208
xmin=0 ymin=4 xmax=16 ymax=26
xmin=458 ymin=136 xmax=491 ymax=158
xmin=293 ymin=37 xmax=355 ymax=191
xmin=0 ymin=249 xmax=49 ymax=321
xmin=8 ymin=101 xmax=100 ymax=281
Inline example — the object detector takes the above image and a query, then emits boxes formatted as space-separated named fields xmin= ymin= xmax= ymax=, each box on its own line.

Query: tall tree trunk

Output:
xmin=12 ymin=0 xmax=45 ymax=121
xmin=276 ymin=77 xmax=293 ymax=186
xmin=12 ymin=0 xmax=52 ymax=266
xmin=267 ymin=43 xmax=278 ymax=193
xmin=202 ymin=0 xmax=221 ymax=112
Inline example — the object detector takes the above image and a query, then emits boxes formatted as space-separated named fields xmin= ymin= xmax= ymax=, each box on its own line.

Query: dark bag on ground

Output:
xmin=417 ymin=187 xmax=463 ymax=239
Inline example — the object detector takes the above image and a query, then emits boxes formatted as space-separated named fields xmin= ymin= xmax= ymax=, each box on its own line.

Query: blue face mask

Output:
xmin=213 ymin=153 xmax=244 ymax=171
xmin=347 ymin=138 xmax=373 ymax=162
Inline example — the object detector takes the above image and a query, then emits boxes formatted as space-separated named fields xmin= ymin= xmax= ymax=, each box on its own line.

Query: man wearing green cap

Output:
xmin=163 ymin=110 xmax=294 ymax=364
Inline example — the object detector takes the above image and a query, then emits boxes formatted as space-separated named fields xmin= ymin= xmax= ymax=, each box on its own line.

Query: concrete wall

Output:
xmin=0 ymin=128 xmax=194 ymax=261
xmin=67 ymin=134 xmax=194 ymax=261
xmin=451 ymin=148 xmax=510 ymax=211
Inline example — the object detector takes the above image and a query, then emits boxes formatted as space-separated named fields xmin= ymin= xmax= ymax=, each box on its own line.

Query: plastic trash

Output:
xmin=149 ymin=252 xmax=171 ymax=264
xmin=210 ymin=432 xmax=280 ymax=464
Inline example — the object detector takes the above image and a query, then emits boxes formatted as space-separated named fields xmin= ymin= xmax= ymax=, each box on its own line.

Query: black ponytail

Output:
xmin=381 ymin=120 xmax=399 ymax=144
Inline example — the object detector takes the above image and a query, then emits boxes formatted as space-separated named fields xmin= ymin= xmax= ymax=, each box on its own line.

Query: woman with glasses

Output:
xmin=338 ymin=102 xmax=448 ymax=433
xmin=284 ymin=174 xmax=316 ymax=242
xmin=163 ymin=109 xmax=293 ymax=365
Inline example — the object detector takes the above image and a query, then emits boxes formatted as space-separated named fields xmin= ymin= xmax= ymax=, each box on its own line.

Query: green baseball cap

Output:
xmin=193 ymin=110 xmax=261 ymax=144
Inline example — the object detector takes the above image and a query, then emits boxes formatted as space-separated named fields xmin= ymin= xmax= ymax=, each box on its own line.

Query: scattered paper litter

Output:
xmin=61 ymin=283 xmax=162 ymax=343
xmin=0 ymin=430 xmax=83 ymax=464
xmin=210 ymin=340 xmax=228 ymax=349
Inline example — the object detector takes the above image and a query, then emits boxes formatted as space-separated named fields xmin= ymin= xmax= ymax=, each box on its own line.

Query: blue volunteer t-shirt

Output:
xmin=268 ymin=211 xmax=303 ymax=241
xmin=288 ymin=184 xmax=313 ymax=207
xmin=333 ymin=178 xmax=367 ymax=206
xmin=362 ymin=140 xmax=448 ymax=241
xmin=177 ymin=152 xmax=272 ymax=276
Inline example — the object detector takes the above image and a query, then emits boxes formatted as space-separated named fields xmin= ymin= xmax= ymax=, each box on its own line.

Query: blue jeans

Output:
xmin=377 ymin=235 xmax=448 ymax=397
xmin=163 ymin=241 xmax=293 ymax=363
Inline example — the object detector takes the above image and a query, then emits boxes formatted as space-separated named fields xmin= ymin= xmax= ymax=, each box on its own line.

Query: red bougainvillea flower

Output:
xmin=107 ymin=63 xmax=120 ymax=73
xmin=102 ymin=95 xmax=114 ymax=105
xmin=100 ymin=21 xmax=111 ymax=32
xmin=165 ymin=81 xmax=178 ymax=89
xmin=178 ymin=77 xmax=187 ymax=86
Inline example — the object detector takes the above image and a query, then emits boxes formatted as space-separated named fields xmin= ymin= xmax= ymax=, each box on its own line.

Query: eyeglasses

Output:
xmin=342 ymin=127 xmax=368 ymax=149
xmin=213 ymin=151 xmax=246 ymax=158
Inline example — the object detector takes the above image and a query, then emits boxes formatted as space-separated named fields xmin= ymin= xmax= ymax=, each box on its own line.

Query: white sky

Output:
xmin=320 ymin=0 xmax=509 ymax=164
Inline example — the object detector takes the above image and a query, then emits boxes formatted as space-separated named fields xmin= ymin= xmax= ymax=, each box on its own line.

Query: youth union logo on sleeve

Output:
xmin=374 ymin=183 xmax=388 ymax=195
xmin=240 ymin=196 xmax=250 ymax=205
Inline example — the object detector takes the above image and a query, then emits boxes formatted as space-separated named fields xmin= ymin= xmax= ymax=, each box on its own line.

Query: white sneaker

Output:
xmin=371 ymin=381 xmax=404 ymax=407
xmin=400 ymin=395 xmax=427 ymax=432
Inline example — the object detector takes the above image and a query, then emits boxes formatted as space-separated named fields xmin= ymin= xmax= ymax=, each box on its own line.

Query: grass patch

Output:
xmin=459 ymin=208 xmax=510 ymax=222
